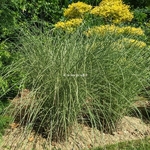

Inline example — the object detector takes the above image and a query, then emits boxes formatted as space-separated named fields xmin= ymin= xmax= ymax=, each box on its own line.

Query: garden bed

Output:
xmin=1 ymin=95 xmax=150 ymax=150
xmin=1 ymin=114 xmax=150 ymax=150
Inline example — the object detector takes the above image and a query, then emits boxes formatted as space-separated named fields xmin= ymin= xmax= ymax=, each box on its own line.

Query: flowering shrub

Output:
xmin=113 ymin=38 xmax=147 ymax=49
xmin=54 ymin=18 xmax=83 ymax=32
xmin=85 ymin=25 xmax=145 ymax=37
xmin=85 ymin=25 xmax=121 ymax=37
xmin=122 ymin=26 xmax=145 ymax=36
xmin=54 ymin=1 xmax=137 ymax=33
xmin=121 ymin=38 xmax=147 ymax=48
xmin=90 ymin=0 xmax=133 ymax=24
xmin=64 ymin=1 xmax=92 ymax=18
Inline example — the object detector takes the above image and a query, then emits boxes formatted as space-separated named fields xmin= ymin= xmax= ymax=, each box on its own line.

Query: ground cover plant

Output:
xmin=1 ymin=0 xmax=150 ymax=148
xmin=90 ymin=137 xmax=150 ymax=150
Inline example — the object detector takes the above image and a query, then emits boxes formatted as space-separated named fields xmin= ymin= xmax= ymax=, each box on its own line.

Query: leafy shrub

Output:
xmin=130 ymin=7 xmax=150 ymax=27
xmin=0 ymin=0 xmax=18 ymax=39
xmin=123 ymin=0 xmax=150 ymax=8
xmin=0 ymin=0 xmax=64 ymax=43
xmin=0 ymin=42 xmax=23 ymax=101
xmin=0 ymin=0 xmax=65 ymax=100
xmin=11 ymin=0 xmax=63 ymax=26
xmin=0 ymin=42 xmax=11 ymax=98
xmin=60 ymin=0 xmax=101 ymax=7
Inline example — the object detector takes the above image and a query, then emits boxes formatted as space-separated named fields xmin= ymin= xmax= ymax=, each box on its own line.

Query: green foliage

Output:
xmin=0 ymin=0 xmax=65 ymax=100
xmin=60 ymin=0 xmax=150 ymax=7
xmin=0 ymin=115 xmax=11 ymax=136
xmin=131 ymin=7 xmax=150 ymax=26
xmin=59 ymin=0 xmax=100 ymax=7
xmin=0 ymin=42 xmax=23 ymax=101
xmin=0 ymin=0 xmax=64 ymax=41
xmin=127 ymin=7 xmax=150 ymax=45
xmin=11 ymin=0 xmax=63 ymax=26
xmin=0 ymin=42 xmax=11 ymax=98
xmin=0 ymin=101 xmax=11 ymax=137
xmin=0 ymin=0 xmax=17 ymax=39
xmin=91 ymin=137 xmax=150 ymax=150
xmin=123 ymin=0 xmax=149 ymax=8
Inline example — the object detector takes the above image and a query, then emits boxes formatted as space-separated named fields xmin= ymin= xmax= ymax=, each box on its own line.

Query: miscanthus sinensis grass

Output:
xmin=4 ymin=27 xmax=150 ymax=143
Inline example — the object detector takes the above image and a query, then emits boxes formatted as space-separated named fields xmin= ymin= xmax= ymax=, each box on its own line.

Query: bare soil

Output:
xmin=1 ymin=115 xmax=150 ymax=150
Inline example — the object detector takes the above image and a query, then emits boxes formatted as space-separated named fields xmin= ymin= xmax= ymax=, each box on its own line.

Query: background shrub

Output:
xmin=60 ymin=0 xmax=150 ymax=8
xmin=0 ymin=0 xmax=64 ymax=100
xmin=0 ymin=0 xmax=64 ymax=43
xmin=0 ymin=41 xmax=23 ymax=101
xmin=0 ymin=42 xmax=11 ymax=99
xmin=123 ymin=0 xmax=150 ymax=8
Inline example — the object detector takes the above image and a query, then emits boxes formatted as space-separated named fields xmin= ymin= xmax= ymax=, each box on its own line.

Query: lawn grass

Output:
xmin=90 ymin=137 xmax=150 ymax=150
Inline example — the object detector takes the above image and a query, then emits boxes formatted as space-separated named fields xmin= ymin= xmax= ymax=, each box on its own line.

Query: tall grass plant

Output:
xmin=4 ymin=27 xmax=150 ymax=142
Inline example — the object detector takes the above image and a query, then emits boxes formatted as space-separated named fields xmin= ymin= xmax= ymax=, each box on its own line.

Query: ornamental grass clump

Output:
xmin=5 ymin=27 xmax=150 ymax=143
xmin=90 ymin=0 xmax=133 ymax=24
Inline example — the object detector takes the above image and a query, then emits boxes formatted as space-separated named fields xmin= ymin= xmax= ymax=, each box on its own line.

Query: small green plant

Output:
xmin=0 ymin=42 xmax=11 ymax=99
xmin=0 ymin=41 xmax=23 ymax=101
xmin=90 ymin=137 xmax=150 ymax=150
xmin=0 ymin=100 xmax=11 ymax=137
xmin=0 ymin=115 xmax=11 ymax=137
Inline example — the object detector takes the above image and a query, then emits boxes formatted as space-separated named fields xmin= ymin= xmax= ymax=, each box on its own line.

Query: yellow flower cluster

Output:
xmin=90 ymin=0 xmax=133 ymax=24
xmin=54 ymin=18 xmax=83 ymax=32
xmin=85 ymin=25 xmax=145 ymax=37
xmin=121 ymin=38 xmax=147 ymax=48
xmin=85 ymin=25 xmax=120 ymax=36
xmin=64 ymin=1 xmax=92 ymax=18
xmin=113 ymin=38 xmax=147 ymax=49
xmin=122 ymin=26 xmax=144 ymax=36
xmin=111 ymin=38 xmax=146 ymax=65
